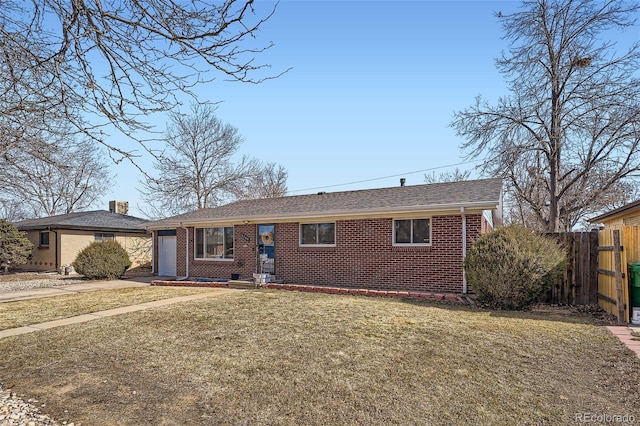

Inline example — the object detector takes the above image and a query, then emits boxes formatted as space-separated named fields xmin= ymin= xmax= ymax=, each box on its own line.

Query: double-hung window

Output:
xmin=195 ymin=227 xmax=234 ymax=259
xmin=393 ymin=218 xmax=431 ymax=245
xmin=300 ymin=222 xmax=335 ymax=246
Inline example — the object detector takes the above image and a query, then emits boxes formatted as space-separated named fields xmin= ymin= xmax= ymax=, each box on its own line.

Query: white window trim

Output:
xmin=299 ymin=222 xmax=337 ymax=247
xmin=392 ymin=217 xmax=432 ymax=246
xmin=194 ymin=226 xmax=234 ymax=261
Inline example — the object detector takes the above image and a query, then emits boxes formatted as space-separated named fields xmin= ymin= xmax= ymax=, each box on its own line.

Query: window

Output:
xmin=95 ymin=233 xmax=115 ymax=242
xmin=394 ymin=218 xmax=431 ymax=245
xmin=300 ymin=222 xmax=335 ymax=245
xmin=195 ymin=227 xmax=234 ymax=259
xmin=39 ymin=231 xmax=50 ymax=247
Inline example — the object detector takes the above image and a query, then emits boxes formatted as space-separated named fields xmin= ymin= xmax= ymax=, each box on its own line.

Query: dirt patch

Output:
xmin=529 ymin=303 xmax=620 ymax=326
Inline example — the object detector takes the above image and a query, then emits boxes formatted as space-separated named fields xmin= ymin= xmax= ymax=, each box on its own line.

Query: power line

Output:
xmin=287 ymin=159 xmax=484 ymax=194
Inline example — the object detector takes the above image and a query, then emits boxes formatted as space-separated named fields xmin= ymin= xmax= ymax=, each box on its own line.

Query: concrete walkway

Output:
xmin=0 ymin=279 xmax=153 ymax=303
xmin=0 ymin=289 xmax=238 ymax=339
xmin=0 ymin=276 xmax=239 ymax=339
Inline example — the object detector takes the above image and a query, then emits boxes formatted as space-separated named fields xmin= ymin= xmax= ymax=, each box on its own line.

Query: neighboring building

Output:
xmin=13 ymin=202 xmax=151 ymax=272
xmin=588 ymin=200 xmax=640 ymax=324
xmin=589 ymin=200 xmax=640 ymax=227
xmin=145 ymin=179 xmax=503 ymax=294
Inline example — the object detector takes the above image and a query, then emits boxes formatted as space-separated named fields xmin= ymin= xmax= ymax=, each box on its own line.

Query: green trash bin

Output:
xmin=628 ymin=262 xmax=640 ymax=324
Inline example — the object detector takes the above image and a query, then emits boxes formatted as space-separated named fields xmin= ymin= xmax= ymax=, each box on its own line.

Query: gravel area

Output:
xmin=0 ymin=384 xmax=68 ymax=425
xmin=0 ymin=275 xmax=85 ymax=293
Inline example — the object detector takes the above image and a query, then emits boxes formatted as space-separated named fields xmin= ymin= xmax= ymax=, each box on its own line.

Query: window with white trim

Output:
xmin=393 ymin=218 xmax=431 ymax=245
xmin=300 ymin=222 xmax=335 ymax=245
xmin=195 ymin=227 xmax=234 ymax=259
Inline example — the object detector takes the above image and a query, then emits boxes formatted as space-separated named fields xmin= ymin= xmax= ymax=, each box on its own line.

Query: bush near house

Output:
xmin=0 ymin=220 xmax=33 ymax=273
xmin=74 ymin=240 xmax=131 ymax=280
xmin=464 ymin=225 xmax=566 ymax=310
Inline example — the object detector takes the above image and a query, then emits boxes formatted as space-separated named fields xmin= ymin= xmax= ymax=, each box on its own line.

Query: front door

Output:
xmin=157 ymin=230 xmax=177 ymax=277
xmin=258 ymin=224 xmax=275 ymax=275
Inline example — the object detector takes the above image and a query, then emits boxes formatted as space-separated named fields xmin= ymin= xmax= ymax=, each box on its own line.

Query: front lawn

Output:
xmin=0 ymin=290 xmax=638 ymax=425
xmin=0 ymin=286 xmax=218 ymax=330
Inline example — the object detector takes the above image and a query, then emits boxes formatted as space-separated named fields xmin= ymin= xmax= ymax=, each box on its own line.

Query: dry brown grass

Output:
xmin=0 ymin=290 xmax=639 ymax=425
xmin=0 ymin=272 xmax=59 ymax=282
xmin=0 ymin=287 xmax=217 ymax=330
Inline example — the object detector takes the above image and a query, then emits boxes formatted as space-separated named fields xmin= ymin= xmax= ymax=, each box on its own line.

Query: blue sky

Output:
xmin=97 ymin=0 xmax=632 ymax=217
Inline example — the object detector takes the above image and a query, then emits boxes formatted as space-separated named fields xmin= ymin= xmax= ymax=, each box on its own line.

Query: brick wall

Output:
xmin=176 ymin=224 xmax=257 ymax=280
xmin=167 ymin=213 xmax=483 ymax=294
xmin=481 ymin=213 xmax=493 ymax=233
xmin=277 ymin=215 xmax=478 ymax=293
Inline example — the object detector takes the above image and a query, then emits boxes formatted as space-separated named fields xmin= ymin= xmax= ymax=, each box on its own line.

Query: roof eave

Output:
xmin=588 ymin=200 xmax=640 ymax=223
xmin=145 ymin=200 xmax=501 ymax=229
xmin=17 ymin=224 xmax=148 ymax=233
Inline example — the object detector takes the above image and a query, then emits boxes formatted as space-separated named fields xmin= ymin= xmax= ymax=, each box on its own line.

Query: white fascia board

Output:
xmin=147 ymin=200 xmax=501 ymax=229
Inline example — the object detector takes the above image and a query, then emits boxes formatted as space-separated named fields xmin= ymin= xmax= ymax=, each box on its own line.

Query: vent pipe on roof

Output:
xmin=400 ymin=178 xmax=406 ymax=187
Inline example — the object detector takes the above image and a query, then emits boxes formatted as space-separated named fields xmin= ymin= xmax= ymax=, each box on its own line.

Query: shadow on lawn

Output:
xmin=399 ymin=296 xmax=618 ymax=326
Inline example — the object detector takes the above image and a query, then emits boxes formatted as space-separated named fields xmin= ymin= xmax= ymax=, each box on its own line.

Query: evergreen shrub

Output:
xmin=74 ymin=240 xmax=131 ymax=280
xmin=0 ymin=220 xmax=33 ymax=272
xmin=464 ymin=225 xmax=566 ymax=310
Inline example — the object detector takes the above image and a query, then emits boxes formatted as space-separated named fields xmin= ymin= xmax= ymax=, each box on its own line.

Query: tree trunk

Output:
xmin=548 ymin=61 xmax=562 ymax=233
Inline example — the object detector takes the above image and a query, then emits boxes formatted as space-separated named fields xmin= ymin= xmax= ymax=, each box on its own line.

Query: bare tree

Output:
xmin=0 ymin=137 xmax=113 ymax=217
xmin=232 ymin=162 xmax=288 ymax=200
xmin=0 ymin=199 xmax=29 ymax=222
xmin=452 ymin=0 xmax=640 ymax=232
xmin=423 ymin=168 xmax=472 ymax=184
xmin=141 ymin=103 xmax=287 ymax=217
xmin=1 ymin=1 xmax=285 ymax=165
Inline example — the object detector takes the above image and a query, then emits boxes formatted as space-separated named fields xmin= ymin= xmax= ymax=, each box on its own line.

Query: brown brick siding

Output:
xmin=174 ymin=224 xmax=257 ymax=280
xmin=160 ymin=213 xmax=484 ymax=294
xmin=481 ymin=214 xmax=493 ymax=233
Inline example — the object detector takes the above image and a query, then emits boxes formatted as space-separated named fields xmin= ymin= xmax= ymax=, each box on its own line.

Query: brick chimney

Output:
xmin=109 ymin=201 xmax=129 ymax=215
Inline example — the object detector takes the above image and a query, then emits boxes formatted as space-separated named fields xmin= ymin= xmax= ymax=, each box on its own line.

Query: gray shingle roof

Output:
xmin=146 ymin=178 xmax=503 ymax=228
xmin=13 ymin=210 xmax=148 ymax=233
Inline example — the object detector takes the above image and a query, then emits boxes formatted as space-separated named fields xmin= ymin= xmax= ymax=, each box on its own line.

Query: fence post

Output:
xmin=613 ymin=230 xmax=625 ymax=323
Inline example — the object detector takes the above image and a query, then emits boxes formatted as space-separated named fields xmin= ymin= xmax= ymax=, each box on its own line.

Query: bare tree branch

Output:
xmin=452 ymin=0 xmax=640 ymax=232
xmin=1 ymin=0 xmax=288 ymax=167
xmin=139 ymin=103 xmax=288 ymax=218
xmin=0 ymin=135 xmax=114 ymax=217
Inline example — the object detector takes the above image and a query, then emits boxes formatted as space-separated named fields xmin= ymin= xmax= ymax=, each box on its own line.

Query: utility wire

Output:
xmin=288 ymin=159 xmax=484 ymax=194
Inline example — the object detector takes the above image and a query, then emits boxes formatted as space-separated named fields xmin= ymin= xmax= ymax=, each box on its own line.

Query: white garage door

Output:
xmin=158 ymin=234 xmax=177 ymax=277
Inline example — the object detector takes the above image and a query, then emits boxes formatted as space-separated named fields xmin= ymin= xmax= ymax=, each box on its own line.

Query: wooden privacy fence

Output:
xmin=597 ymin=226 xmax=640 ymax=323
xmin=544 ymin=231 xmax=598 ymax=306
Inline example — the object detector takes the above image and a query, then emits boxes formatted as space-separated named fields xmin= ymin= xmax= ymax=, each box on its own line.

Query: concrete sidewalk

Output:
xmin=0 ymin=287 xmax=239 ymax=339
